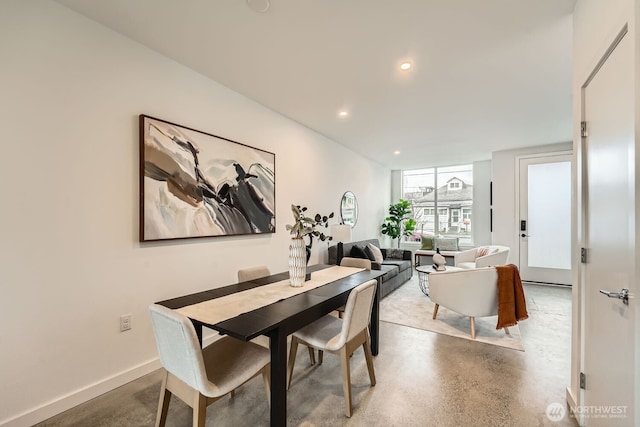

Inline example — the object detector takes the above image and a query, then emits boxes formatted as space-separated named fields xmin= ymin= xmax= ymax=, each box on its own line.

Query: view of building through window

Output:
xmin=402 ymin=164 xmax=473 ymax=246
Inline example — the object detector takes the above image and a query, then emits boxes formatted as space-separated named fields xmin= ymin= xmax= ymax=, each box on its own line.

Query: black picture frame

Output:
xmin=139 ymin=115 xmax=275 ymax=242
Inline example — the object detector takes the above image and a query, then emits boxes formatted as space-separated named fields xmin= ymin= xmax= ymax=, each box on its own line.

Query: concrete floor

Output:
xmin=35 ymin=280 xmax=577 ymax=427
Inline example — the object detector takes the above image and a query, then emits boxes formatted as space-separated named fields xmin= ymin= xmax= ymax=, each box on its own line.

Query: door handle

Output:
xmin=520 ymin=233 xmax=530 ymax=238
xmin=599 ymin=288 xmax=630 ymax=305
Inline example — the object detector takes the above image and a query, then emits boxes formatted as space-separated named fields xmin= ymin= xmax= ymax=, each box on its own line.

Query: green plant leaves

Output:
xmin=381 ymin=198 xmax=415 ymax=246
xmin=286 ymin=204 xmax=334 ymax=241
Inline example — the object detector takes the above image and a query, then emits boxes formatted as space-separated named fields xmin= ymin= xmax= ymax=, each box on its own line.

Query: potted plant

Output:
xmin=286 ymin=205 xmax=334 ymax=286
xmin=381 ymin=198 xmax=416 ymax=248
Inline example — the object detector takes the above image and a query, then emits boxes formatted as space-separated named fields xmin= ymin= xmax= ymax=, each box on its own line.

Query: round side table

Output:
xmin=416 ymin=265 xmax=463 ymax=296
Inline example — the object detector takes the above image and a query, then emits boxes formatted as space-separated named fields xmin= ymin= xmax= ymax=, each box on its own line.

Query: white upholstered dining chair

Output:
xmin=237 ymin=265 xmax=270 ymax=282
xmin=336 ymin=257 xmax=372 ymax=318
xmin=339 ymin=257 xmax=372 ymax=270
xmin=286 ymin=279 xmax=377 ymax=417
xmin=148 ymin=304 xmax=271 ymax=427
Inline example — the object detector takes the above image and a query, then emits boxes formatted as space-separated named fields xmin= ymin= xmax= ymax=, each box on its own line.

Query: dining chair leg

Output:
xmin=229 ymin=390 xmax=235 ymax=398
xmin=470 ymin=317 xmax=476 ymax=339
xmin=432 ymin=303 xmax=439 ymax=320
xmin=504 ymin=326 xmax=510 ymax=335
xmin=339 ymin=347 xmax=353 ymax=417
xmin=308 ymin=346 xmax=316 ymax=364
xmin=363 ymin=333 xmax=376 ymax=386
xmin=155 ymin=371 xmax=171 ymax=427
xmin=318 ymin=350 xmax=324 ymax=365
xmin=192 ymin=393 xmax=207 ymax=427
xmin=262 ymin=367 xmax=271 ymax=406
xmin=287 ymin=337 xmax=299 ymax=390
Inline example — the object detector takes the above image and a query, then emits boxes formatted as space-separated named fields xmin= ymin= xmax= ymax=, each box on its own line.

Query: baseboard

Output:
xmin=0 ymin=330 xmax=228 ymax=427
xmin=0 ymin=358 xmax=162 ymax=427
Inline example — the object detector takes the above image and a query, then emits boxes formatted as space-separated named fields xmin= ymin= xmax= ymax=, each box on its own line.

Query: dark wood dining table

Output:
xmin=156 ymin=263 xmax=385 ymax=427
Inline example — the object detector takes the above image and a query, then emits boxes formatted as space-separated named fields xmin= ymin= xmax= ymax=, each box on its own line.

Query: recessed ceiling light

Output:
xmin=394 ymin=150 xmax=401 ymax=155
xmin=338 ymin=111 xmax=349 ymax=118
xmin=247 ymin=0 xmax=270 ymax=13
xmin=400 ymin=62 xmax=412 ymax=71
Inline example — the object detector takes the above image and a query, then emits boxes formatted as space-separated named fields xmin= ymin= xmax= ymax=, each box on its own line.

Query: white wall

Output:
xmin=473 ymin=160 xmax=492 ymax=246
xmin=0 ymin=1 xmax=390 ymax=425
xmin=491 ymin=142 xmax=572 ymax=265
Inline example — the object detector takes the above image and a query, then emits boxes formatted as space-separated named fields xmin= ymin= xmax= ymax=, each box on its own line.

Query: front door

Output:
xmin=518 ymin=153 xmax=572 ymax=285
xmin=582 ymin=27 xmax=635 ymax=426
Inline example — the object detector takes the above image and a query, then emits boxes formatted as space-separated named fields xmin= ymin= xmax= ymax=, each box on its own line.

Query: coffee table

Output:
xmin=416 ymin=265 xmax=463 ymax=296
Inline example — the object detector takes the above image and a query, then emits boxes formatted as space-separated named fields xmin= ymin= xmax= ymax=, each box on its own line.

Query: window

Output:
xmin=402 ymin=164 xmax=473 ymax=245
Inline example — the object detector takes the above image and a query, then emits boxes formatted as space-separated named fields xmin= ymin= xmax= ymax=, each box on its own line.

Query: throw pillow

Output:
xmin=434 ymin=237 xmax=459 ymax=251
xmin=350 ymin=245 xmax=368 ymax=259
xmin=420 ymin=235 xmax=433 ymax=250
xmin=367 ymin=243 xmax=384 ymax=264
xmin=476 ymin=246 xmax=490 ymax=257
xmin=386 ymin=248 xmax=405 ymax=259
xmin=363 ymin=245 xmax=376 ymax=262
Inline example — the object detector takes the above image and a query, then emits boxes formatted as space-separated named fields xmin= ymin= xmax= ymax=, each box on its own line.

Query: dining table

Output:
xmin=156 ymin=263 xmax=385 ymax=427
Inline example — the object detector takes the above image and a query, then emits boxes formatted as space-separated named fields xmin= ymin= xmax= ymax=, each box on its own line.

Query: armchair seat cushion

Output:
xmin=456 ymin=261 xmax=476 ymax=269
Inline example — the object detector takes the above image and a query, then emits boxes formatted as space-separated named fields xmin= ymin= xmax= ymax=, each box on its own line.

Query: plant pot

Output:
xmin=288 ymin=237 xmax=307 ymax=287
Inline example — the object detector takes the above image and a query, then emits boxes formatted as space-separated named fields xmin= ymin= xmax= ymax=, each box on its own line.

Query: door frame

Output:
xmin=573 ymin=23 xmax=636 ymax=426
xmin=515 ymin=150 xmax=573 ymax=283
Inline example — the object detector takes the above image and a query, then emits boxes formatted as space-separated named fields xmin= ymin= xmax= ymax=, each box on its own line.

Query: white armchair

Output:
xmin=454 ymin=245 xmax=510 ymax=269
xmin=428 ymin=267 xmax=510 ymax=339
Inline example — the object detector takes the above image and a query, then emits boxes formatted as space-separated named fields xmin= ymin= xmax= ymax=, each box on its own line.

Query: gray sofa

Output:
xmin=327 ymin=238 xmax=412 ymax=299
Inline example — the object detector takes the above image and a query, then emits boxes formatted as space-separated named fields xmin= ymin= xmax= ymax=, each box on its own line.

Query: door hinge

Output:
xmin=581 ymin=121 xmax=588 ymax=137
xmin=581 ymin=247 xmax=587 ymax=263
xmin=580 ymin=372 xmax=586 ymax=389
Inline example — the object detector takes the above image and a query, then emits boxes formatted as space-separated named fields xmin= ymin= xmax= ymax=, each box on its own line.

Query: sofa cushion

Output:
xmin=367 ymin=243 xmax=384 ymax=263
xmin=420 ymin=235 xmax=433 ymax=250
xmin=363 ymin=245 xmax=377 ymax=262
xmin=350 ymin=245 xmax=367 ymax=259
xmin=477 ymin=246 xmax=490 ymax=257
xmin=386 ymin=248 xmax=405 ymax=259
xmin=434 ymin=237 xmax=459 ymax=251
xmin=380 ymin=264 xmax=399 ymax=279
xmin=382 ymin=259 xmax=412 ymax=273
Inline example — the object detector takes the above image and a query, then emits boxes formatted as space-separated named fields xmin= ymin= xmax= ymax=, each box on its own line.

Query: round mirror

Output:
xmin=340 ymin=191 xmax=358 ymax=227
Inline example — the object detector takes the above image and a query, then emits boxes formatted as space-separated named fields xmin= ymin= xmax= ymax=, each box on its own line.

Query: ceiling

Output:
xmin=55 ymin=0 xmax=576 ymax=170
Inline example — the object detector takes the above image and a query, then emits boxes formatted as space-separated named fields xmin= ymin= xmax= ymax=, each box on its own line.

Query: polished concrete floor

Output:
xmin=36 ymin=279 xmax=577 ymax=427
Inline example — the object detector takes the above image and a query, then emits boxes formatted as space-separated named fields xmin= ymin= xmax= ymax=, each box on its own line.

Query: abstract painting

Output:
xmin=139 ymin=115 xmax=275 ymax=241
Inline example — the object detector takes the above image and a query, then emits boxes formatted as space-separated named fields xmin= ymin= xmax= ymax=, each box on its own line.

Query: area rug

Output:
xmin=380 ymin=279 xmax=525 ymax=351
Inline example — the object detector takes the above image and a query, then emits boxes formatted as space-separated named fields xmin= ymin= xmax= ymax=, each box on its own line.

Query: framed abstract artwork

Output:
xmin=139 ymin=115 xmax=275 ymax=242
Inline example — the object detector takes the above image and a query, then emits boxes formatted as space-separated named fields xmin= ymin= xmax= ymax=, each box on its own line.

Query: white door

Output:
xmin=518 ymin=154 xmax=572 ymax=285
xmin=582 ymin=29 xmax=635 ymax=425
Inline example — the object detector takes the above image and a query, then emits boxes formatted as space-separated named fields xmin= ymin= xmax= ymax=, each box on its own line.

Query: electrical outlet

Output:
xmin=120 ymin=314 xmax=132 ymax=332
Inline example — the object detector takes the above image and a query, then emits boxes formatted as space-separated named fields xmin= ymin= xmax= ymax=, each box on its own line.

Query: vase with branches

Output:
xmin=286 ymin=204 xmax=334 ymax=286
xmin=381 ymin=198 xmax=416 ymax=248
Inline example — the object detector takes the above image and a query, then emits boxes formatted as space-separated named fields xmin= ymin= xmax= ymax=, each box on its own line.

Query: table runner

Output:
xmin=176 ymin=265 xmax=363 ymax=325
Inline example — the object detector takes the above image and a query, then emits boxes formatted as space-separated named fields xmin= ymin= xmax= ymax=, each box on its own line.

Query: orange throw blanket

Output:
xmin=496 ymin=264 xmax=529 ymax=329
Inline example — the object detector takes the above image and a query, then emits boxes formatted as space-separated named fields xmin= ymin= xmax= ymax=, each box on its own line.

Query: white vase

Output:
xmin=288 ymin=237 xmax=307 ymax=287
